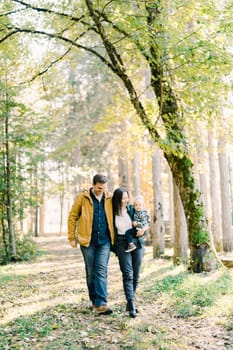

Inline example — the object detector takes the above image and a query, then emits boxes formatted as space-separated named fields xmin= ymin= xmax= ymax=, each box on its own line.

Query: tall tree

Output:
xmin=132 ymin=151 xmax=141 ymax=198
xmin=1 ymin=0 xmax=232 ymax=270
xmin=218 ymin=122 xmax=233 ymax=252
xmin=173 ymin=180 xmax=189 ymax=265
xmin=152 ymin=146 xmax=165 ymax=257
xmin=208 ymin=128 xmax=223 ymax=251
xmin=1 ymin=83 xmax=16 ymax=258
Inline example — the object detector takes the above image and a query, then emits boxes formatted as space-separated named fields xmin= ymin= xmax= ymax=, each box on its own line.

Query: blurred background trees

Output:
xmin=0 ymin=0 xmax=232 ymax=268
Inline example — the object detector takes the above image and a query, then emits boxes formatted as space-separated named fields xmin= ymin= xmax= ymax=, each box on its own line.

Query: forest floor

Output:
xmin=0 ymin=235 xmax=233 ymax=350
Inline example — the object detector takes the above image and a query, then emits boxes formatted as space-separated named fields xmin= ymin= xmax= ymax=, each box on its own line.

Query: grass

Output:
xmin=0 ymin=274 xmax=25 ymax=286
xmin=170 ymin=271 xmax=233 ymax=317
xmin=0 ymin=239 xmax=233 ymax=349
xmin=142 ymin=265 xmax=233 ymax=318
xmin=1 ymin=268 xmax=232 ymax=349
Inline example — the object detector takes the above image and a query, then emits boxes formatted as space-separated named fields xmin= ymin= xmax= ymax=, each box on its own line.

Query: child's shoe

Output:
xmin=125 ymin=242 xmax=136 ymax=253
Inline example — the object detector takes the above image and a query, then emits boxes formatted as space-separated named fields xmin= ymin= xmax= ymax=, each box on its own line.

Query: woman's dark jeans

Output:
xmin=116 ymin=235 xmax=144 ymax=301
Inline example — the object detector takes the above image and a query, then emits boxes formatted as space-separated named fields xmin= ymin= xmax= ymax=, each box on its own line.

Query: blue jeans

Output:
xmin=116 ymin=235 xmax=144 ymax=301
xmin=80 ymin=241 xmax=111 ymax=307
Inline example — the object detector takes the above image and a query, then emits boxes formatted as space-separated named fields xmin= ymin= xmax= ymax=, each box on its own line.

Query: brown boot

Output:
xmin=94 ymin=305 xmax=113 ymax=315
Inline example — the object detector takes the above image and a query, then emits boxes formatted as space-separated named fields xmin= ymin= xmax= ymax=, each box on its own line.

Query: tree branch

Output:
xmin=0 ymin=30 xmax=18 ymax=44
xmin=18 ymin=44 xmax=74 ymax=85
xmin=0 ymin=8 xmax=25 ymax=17
xmin=85 ymin=0 xmax=160 ymax=142
xmin=11 ymin=0 xmax=85 ymax=22
xmin=4 ymin=25 xmax=116 ymax=75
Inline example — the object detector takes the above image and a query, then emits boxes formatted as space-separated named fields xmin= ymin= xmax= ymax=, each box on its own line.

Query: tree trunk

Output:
xmin=118 ymin=121 xmax=130 ymax=191
xmin=34 ymin=166 xmax=39 ymax=237
xmin=199 ymin=174 xmax=210 ymax=221
xmin=35 ymin=206 xmax=39 ymax=237
xmin=39 ymin=202 xmax=45 ymax=235
xmin=4 ymin=91 xmax=16 ymax=258
xmin=39 ymin=161 xmax=45 ymax=235
xmin=168 ymin=168 xmax=175 ymax=247
xmin=58 ymin=166 xmax=65 ymax=235
xmin=132 ymin=152 xmax=141 ymax=198
xmin=218 ymin=137 xmax=233 ymax=252
xmin=0 ymin=120 xmax=9 ymax=261
xmin=1 ymin=208 xmax=9 ymax=261
xmin=208 ymin=129 xmax=222 ymax=251
xmin=152 ymin=147 xmax=165 ymax=257
xmin=173 ymin=180 xmax=188 ymax=265
xmin=118 ymin=157 xmax=130 ymax=190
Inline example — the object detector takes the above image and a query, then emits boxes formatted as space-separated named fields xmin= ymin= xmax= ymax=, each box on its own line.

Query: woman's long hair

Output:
xmin=112 ymin=188 xmax=128 ymax=216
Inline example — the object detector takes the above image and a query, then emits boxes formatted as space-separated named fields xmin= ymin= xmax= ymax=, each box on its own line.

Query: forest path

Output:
xmin=0 ymin=235 xmax=233 ymax=349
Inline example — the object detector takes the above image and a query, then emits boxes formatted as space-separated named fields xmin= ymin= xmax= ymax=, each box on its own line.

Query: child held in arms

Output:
xmin=125 ymin=196 xmax=150 ymax=253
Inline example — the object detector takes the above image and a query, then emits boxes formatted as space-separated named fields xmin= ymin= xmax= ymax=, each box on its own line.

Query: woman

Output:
xmin=112 ymin=188 xmax=148 ymax=318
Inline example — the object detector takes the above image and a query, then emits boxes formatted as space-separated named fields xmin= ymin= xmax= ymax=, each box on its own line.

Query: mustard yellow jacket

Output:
xmin=67 ymin=189 xmax=114 ymax=247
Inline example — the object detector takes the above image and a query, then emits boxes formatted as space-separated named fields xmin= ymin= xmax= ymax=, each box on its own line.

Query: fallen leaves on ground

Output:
xmin=0 ymin=235 xmax=233 ymax=350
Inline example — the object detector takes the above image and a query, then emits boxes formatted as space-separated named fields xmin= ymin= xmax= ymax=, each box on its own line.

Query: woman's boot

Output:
xmin=127 ymin=300 xmax=137 ymax=318
xmin=126 ymin=301 xmax=138 ymax=313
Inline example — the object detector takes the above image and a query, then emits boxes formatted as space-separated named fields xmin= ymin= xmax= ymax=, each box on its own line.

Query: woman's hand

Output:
xmin=135 ymin=226 xmax=149 ymax=237
xmin=135 ymin=228 xmax=144 ymax=237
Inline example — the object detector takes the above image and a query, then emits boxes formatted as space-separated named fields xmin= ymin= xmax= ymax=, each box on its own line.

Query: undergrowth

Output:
xmin=143 ymin=268 xmax=233 ymax=318
xmin=0 ymin=252 xmax=233 ymax=350
xmin=0 ymin=234 xmax=40 ymax=265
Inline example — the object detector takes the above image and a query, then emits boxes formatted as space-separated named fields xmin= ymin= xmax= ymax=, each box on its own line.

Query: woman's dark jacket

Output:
xmin=112 ymin=204 xmax=145 ymax=252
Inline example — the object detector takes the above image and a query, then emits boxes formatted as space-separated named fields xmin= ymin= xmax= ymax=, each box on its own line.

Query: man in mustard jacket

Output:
xmin=68 ymin=174 xmax=114 ymax=315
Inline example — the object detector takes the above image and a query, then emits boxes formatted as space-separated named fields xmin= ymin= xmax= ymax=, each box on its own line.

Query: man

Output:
xmin=68 ymin=174 xmax=114 ymax=315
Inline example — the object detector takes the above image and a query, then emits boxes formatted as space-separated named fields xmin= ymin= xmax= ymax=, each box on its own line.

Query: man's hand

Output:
xmin=69 ymin=240 xmax=77 ymax=248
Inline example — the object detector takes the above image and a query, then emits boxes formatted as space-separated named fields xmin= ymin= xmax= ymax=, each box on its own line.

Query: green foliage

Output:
xmin=0 ymin=274 xmax=24 ymax=287
xmin=171 ymin=272 xmax=233 ymax=318
xmin=14 ymin=234 xmax=38 ymax=262
xmin=188 ymin=201 xmax=209 ymax=246
xmin=144 ymin=272 xmax=186 ymax=295
xmin=0 ymin=82 xmax=50 ymax=252
xmin=170 ymin=152 xmax=210 ymax=247
xmin=144 ymin=268 xmax=233 ymax=318
xmin=191 ymin=229 xmax=209 ymax=246
xmin=0 ymin=234 xmax=38 ymax=265
xmin=0 ymin=244 xmax=9 ymax=265
xmin=0 ymin=314 xmax=54 ymax=346
xmin=1 ymin=0 xmax=232 ymax=265
xmin=227 ymin=318 xmax=233 ymax=331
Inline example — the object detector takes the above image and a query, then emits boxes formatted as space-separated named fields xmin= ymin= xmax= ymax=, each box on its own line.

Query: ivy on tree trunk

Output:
xmin=85 ymin=0 xmax=210 ymax=271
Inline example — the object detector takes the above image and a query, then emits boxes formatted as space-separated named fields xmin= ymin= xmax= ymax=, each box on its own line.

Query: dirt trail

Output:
xmin=0 ymin=235 xmax=123 ymax=325
xmin=1 ymin=235 xmax=233 ymax=350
